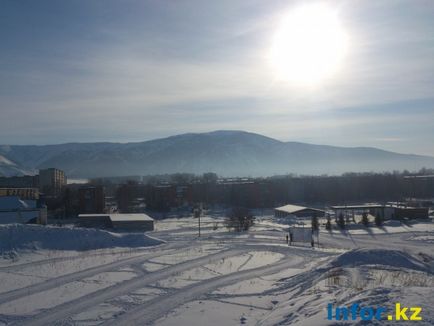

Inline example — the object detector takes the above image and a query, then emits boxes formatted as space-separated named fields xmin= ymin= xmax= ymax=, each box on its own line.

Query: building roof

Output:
xmin=78 ymin=213 xmax=153 ymax=222
xmin=275 ymin=204 xmax=324 ymax=214
xmin=0 ymin=196 xmax=36 ymax=211
xmin=330 ymin=204 xmax=384 ymax=210
xmin=404 ymin=175 xmax=434 ymax=179
xmin=109 ymin=214 xmax=153 ymax=222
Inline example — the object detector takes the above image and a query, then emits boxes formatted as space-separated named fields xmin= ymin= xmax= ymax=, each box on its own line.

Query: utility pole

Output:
xmin=195 ymin=203 xmax=202 ymax=238
xmin=198 ymin=211 xmax=201 ymax=237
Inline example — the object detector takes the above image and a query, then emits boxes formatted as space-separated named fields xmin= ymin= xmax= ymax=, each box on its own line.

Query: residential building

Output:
xmin=39 ymin=168 xmax=66 ymax=196
xmin=0 ymin=175 xmax=39 ymax=188
xmin=0 ymin=187 xmax=39 ymax=200
xmin=78 ymin=186 xmax=105 ymax=214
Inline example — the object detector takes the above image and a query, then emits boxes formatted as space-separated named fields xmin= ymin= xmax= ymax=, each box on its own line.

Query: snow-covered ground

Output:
xmin=0 ymin=215 xmax=433 ymax=325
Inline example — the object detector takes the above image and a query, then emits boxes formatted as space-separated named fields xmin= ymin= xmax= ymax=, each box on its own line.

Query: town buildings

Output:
xmin=274 ymin=204 xmax=325 ymax=218
xmin=0 ymin=175 xmax=39 ymax=188
xmin=0 ymin=187 xmax=39 ymax=200
xmin=39 ymin=168 xmax=66 ymax=196
xmin=78 ymin=186 xmax=105 ymax=214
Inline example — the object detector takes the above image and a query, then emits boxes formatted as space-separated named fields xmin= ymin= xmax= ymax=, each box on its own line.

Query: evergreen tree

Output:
xmin=361 ymin=212 xmax=369 ymax=227
xmin=311 ymin=215 xmax=319 ymax=231
xmin=375 ymin=213 xmax=383 ymax=226
xmin=337 ymin=212 xmax=346 ymax=229
xmin=325 ymin=215 xmax=332 ymax=230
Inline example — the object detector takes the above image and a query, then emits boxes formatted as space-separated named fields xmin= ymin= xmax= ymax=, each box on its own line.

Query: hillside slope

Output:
xmin=1 ymin=131 xmax=433 ymax=178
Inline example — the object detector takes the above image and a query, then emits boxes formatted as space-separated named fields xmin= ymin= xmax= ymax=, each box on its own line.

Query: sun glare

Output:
xmin=270 ymin=3 xmax=348 ymax=85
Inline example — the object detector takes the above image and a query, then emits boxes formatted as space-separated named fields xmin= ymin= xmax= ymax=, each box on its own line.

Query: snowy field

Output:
xmin=0 ymin=215 xmax=433 ymax=325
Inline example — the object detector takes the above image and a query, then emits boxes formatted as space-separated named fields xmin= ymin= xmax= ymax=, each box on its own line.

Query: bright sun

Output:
xmin=270 ymin=3 xmax=348 ymax=85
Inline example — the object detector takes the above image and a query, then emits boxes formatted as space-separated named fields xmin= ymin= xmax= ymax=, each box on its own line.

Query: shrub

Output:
xmin=375 ymin=213 xmax=383 ymax=226
xmin=337 ymin=212 xmax=346 ymax=229
xmin=325 ymin=215 xmax=332 ymax=230
xmin=224 ymin=207 xmax=255 ymax=232
xmin=311 ymin=215 xmax=319 ymax=231
xmin=361 ymin=212 xmax=369 ymax=227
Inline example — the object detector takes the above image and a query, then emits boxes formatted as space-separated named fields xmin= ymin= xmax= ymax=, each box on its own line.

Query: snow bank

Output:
xmin=330 ymin=248 xmax=430 ymax=272
xmin=408 ymin=234 xmax=434 ymax=243
xmin=259 ymin=249 xmax=433 ymax=326
xmin=0 ymin=224 xmax=163 ymax=252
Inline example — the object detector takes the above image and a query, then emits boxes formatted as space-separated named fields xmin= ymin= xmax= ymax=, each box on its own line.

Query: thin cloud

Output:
xmin=0 ymin=0 xmax=433 ymax=156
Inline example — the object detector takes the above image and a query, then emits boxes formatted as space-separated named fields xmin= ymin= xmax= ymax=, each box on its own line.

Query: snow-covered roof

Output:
xmin=79 ymin=214 xmax=110 ymax=218
xmin=0 ymin=196 xmax=36 ymax=211
xmin=274 ymin=204 xmax=324 ymax=214
xmin=109 ymin=214 xmax=153 ymax=222
xmin=78 ymin=213 xmax=153 ymax=222
xmin=330 ymin=204 xmax=384 ymax=210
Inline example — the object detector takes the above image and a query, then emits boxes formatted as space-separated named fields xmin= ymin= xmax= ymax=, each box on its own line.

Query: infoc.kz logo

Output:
xmin=327 ymin=302 xmax=422 ymax=321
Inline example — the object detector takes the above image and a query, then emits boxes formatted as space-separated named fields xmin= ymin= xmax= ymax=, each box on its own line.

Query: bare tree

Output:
xmin=224 ymin=207 xmax=255 ymax=232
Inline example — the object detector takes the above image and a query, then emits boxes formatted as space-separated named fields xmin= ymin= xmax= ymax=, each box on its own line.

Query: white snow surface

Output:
xmin=0 ymin=224 xmax=163 ymax=252
xmin=329 ymin=248 xmax=430 ymax=272
xmin=0 ymin=215 xmax=433 ymax=325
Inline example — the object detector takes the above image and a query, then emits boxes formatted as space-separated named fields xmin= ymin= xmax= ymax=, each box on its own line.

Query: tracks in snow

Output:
xmin=103 ymin=254 xmax=306 ymax=325
xmin=0 ymin=242 xmax=192 ymax=305
xmin=16 ymin=247 xmax=244 ymax=326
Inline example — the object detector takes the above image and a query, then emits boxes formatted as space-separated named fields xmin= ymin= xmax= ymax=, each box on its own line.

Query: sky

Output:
xmin=1 ymin=0 xmax=434 ymax=156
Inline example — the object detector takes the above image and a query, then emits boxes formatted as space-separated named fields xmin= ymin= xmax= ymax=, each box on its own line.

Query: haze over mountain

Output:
xmin=1 ymin=131 xmax=433 ymax=178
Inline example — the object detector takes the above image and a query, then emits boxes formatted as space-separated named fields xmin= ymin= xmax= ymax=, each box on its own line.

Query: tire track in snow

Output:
xmin=15 ymin=247 xmax=243 ymax=326
xmin=0 ymin=247 xmax=161 ymax=273
xmin=103 ymin=254 xmax=307 ymax=325
xmin=0 ymin=242 xmax=193 ymax=305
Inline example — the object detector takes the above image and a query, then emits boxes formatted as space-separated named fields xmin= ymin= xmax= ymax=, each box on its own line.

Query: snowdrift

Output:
xmin=330 ymin=248 xmax=431 ymax=272
xmin=0 ymin=224 xmax=164 ymax=252
xmin=261 ymin=249 xmax=433 ymax=326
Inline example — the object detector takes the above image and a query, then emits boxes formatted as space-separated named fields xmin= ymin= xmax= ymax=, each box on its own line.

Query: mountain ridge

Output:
xmin=0 ymin=130 xmax=433 ymax=178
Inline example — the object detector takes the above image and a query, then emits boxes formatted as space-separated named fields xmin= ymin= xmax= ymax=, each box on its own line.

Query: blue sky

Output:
xmin=1 ymin=0 xmax=434 ymax=156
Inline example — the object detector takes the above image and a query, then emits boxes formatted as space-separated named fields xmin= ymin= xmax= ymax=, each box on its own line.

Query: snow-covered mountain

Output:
xmin=1 ymin=130 xmax=434 ymax=178
xmin=0 ymin=153 xmax=30 ymax=177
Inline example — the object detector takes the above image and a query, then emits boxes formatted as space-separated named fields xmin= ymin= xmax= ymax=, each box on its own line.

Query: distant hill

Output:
xmin=1 ymin=130 xmax=434 ymax=178
xmin=0 ymin=153 xmax=31 ymax=177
